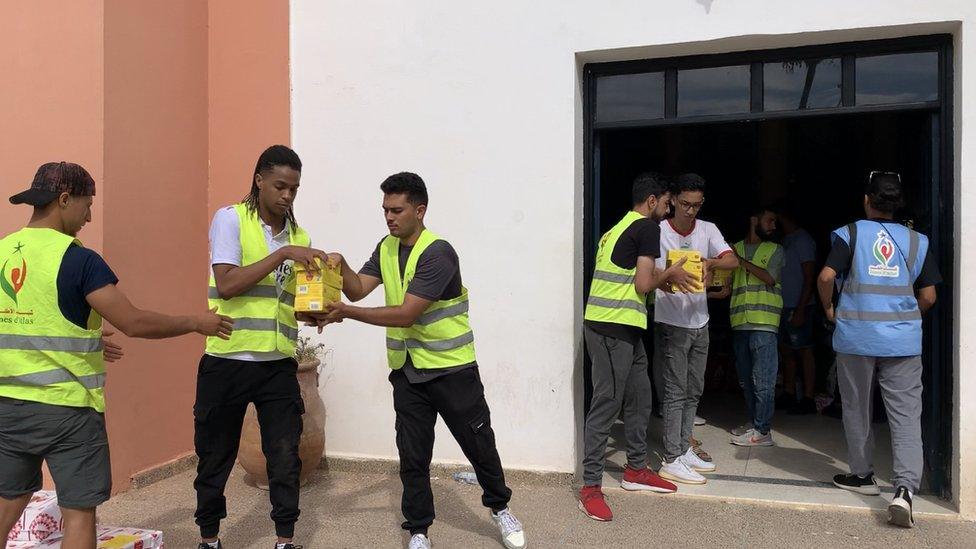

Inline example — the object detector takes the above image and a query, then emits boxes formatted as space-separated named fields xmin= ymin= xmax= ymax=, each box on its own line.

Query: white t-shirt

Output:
xmin=208 ymin=206 xmax=299 ymax=362
xmin=654 ymin=219 xmax=733 ymax=329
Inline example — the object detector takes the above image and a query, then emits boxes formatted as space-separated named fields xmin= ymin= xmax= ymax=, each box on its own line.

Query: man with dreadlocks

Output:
xmin=195 ymin=145 xmax=329 ymax=549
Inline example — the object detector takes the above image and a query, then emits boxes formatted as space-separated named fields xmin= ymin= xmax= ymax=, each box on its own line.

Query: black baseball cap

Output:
xmin=9 ymin=162 xmax=97 ymax=207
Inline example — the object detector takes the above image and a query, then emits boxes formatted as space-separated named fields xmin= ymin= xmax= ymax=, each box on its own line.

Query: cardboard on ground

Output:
xmin=294 ymin=259 xmax=343 ymax=312
xmin=667 ymin=249 xmax=704 ymax=293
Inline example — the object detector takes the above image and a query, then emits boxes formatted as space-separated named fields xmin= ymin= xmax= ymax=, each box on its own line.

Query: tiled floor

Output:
xmin=600 ymin=393 xmax=956 ymax=516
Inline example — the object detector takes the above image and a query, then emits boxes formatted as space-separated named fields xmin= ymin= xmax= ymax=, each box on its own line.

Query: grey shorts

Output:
xmin=0 ymin=397 xmax=111 ymax=509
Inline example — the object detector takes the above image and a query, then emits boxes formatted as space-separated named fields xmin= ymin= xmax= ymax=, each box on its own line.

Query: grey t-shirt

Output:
xmin=360 ymin=237 xmax=476 ymax=383
xmin=734 ymin=242 xmax=785 ymax=333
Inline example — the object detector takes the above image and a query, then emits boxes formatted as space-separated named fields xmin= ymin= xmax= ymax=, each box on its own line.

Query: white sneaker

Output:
xmin=730 ymin=428 xmax=774 ymax=447
xmin=730 ymin=422 xmax=753 ymax=436
xmin=659 ymin=459 xmax=706 ymax=485
xmin=680 ymin=447 xmax=716 ymax=473
xmin=491 ymin=508 xmax=526 ymax=549
xmin=694 ymin=415 xmax=706 ymax=426
xmin=409 ymin=534 xmax=432 ymax=549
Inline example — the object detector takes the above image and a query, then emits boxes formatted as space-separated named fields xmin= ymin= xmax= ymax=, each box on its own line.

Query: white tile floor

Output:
xmin=599 ymin=394 xmax=956 ymax=517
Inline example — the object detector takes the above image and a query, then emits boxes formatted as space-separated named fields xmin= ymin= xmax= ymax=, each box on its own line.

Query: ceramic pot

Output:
xmin=238 ymin=359 xmax=325 ymax=489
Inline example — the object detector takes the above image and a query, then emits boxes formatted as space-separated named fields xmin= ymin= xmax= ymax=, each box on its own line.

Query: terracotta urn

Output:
xmin=238 ymin=358 xmax=326 ymax=489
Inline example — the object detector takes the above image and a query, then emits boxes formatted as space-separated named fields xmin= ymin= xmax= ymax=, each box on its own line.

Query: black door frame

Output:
xmin=582 ymin=34 xmax=955 ymax=498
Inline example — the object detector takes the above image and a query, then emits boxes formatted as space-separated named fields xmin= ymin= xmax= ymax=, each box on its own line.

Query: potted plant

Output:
xmin=238 ymin=336 xmax=328 ymax=489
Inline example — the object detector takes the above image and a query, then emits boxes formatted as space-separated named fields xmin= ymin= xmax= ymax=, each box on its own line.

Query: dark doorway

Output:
xmin=583 ymin=35 xmax=953 ymax=498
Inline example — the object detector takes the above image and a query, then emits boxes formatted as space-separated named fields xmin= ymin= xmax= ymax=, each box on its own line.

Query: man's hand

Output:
xmin=102 ymin=329 xmax=124 ymax=363
xmin=194 ymin=308 xmax=234 ymax=339
xmin=667 ymin=258 xmax=702 ymax=293
xmin=297 ymin=311 xmax=339 ymax=334
xmin=707 ymin=282 xmax=731 ymax=299
xmin=326 ymin=252 xmax=344 ymax=269
xmin=280 ymin=246 xmax=331 ymax=272
xmin=823 ymin=304 xmax=836 ymax=324
xmin=789 ymin=307 xmax=807 ymax=328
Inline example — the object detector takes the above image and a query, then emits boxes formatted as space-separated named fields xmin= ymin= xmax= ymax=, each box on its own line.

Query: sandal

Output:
xmin=689 ymin=436 xmax=713 ymax=462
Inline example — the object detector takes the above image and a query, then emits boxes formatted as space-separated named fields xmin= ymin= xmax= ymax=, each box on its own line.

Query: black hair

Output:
xmin=380 ymin=172 xmax=429 ymax=206
xmin=773 ymin=199 xmax=800 ymax=224
xmin=866 ymin=171 xmax=905 ymax=214
xmin=631 ymin=172 xmax=670 ymax=206
xmin=750 ymin=204 xmax=776 ymax=219
xmin=242 ymin=145 xmax=302 ymax=224
xmin=673 ymin=172 xmax=706 ymax=195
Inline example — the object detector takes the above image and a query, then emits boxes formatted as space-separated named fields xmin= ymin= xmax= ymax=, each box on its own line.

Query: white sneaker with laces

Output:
xmin=731 ymin=428 xmax=774 ymax=447
xmin=409 ymin=534 xmax=432 ymax=549
xmin=491 ymin=508 xmax=526 ymax=549
xmin=680 ymin=447 xmax=716 ymax=472
xmin=659 ymin=459 xmax=706 ymax=485
xmin=694 ymin=415 xmax=706 ymax=426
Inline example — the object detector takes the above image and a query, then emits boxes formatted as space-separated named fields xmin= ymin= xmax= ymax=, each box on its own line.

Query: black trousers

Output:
xmin=193 ymin=355 xmax=303 ymax=539
xmin=390 ymin=367 xmax=512 ymax=534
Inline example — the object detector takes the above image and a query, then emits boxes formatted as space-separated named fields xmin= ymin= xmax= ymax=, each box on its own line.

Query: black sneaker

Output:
xmin=276 ymin=545 xmax=303 ymax=549
xmin=888 ymin=486 xmax=915 ymax=528
xmin=832 ymin=473 xmax=881 ymax=495
xmin=198 ymin=542 xmax=222 ymax=549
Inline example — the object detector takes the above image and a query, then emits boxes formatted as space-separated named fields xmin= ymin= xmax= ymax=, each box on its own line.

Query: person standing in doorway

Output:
xmin=655 ymin=173 xmax=739 ymax=485
xmin=818 ymin=171 xmax=940 ymax=528
xmin=315 ymin=173 xmax=526 ymax=549
xmin=196 ymin=145 xmax=330 ymax=549
xmin=0 ymin=162 xmax=231 ymax=548
xmin=578 ymin=172 xmax=698 ymax=521
xmin=728 ymin=206 xmax=785 ymax=447
xmin=775 ymin=203 xmax=819 ymax=415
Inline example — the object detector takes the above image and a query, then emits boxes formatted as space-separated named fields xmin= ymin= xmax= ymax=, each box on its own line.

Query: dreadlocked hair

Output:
xmin=242 ymin=145 xmax=302 ymax=225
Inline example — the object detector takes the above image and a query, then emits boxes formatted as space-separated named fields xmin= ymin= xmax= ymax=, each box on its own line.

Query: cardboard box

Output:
xmin=294 ymin=259 xmax=342 ymax=312
xmin=667 ymin=249 xmax=704 ymax=293
xmin=7 ymin=527 xmax=163 ymax=549
xmin=7 ymin=491 xmax=62 ymax=542
xmin=710 ymin=268 xmax=733 ymax=289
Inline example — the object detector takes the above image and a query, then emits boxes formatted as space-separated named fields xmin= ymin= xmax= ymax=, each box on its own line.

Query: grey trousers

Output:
xmin=657 ymin=322 xmax=710 ymax=462
xmin=836 ymin=352 xmax=923 ymax=492
xmin=582 ymin=326 xmax=652 ymax=486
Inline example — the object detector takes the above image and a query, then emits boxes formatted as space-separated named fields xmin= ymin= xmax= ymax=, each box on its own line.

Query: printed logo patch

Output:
xmin=868 ymin=230 xmax=900 ymax=278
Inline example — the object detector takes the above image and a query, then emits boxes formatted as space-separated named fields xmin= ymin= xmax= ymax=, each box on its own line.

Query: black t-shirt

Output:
xmin=585 ymin=217 xmax=661 ymax=345
xmin=58 ymin=244 xmax=119 ymax=328
xmin=825 ymin=220 xmax=942 ymax=291
xmin=360 ymin=237 xmax=476 ymax=383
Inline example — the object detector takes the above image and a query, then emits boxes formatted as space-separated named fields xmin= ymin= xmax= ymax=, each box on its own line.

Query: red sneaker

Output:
xmin=620 ymin=466 xmax=678 ymax=493
xmin=578 ymin=485 xmax=612 ymax=521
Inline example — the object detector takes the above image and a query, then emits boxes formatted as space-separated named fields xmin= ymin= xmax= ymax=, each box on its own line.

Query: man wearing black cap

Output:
xmin=0 ymin=162 xmax=232 ymax=548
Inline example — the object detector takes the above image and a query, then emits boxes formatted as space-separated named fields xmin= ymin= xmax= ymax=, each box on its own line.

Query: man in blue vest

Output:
xmin=817 ymin=171 xmax=940 ymax=528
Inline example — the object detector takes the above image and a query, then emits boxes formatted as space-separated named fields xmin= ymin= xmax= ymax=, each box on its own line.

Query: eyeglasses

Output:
xmin=868 ymin=170 xmax=901 ymax=185
xmin=675 ymin=198 xmax=705 ymax=211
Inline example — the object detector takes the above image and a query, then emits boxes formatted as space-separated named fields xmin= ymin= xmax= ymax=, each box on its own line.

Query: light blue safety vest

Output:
xmin=832 ymin=220 xmax=928 ymax=357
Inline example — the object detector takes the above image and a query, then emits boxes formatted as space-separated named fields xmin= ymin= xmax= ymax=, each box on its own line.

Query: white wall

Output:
xmin=291 ymin=0 xmax=976 ymax=513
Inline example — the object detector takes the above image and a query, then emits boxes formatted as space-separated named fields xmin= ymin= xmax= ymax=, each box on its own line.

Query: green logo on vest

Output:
xmin=0 ymin=243 xmax=27 ymax=305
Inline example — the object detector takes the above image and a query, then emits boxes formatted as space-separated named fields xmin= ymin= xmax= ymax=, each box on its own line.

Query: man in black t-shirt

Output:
xmin=309 ymin=173 xmax=525 ymax=549
xmin=579 ymin=172 xmax=695 ymax=521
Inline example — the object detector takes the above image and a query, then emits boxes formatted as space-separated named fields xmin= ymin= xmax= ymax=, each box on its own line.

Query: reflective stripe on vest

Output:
xmin=584 ymin=211 xmax=649 ymax=329
xmin=381 ymin=230 xmax=477 ymax=370
xmin=0 ymin=228 xmax=106 ymax=411
xmin=832 ymin=220 xmax=928 ymax=357
xmin=205 ymin=204 xmax=309 ymax=356
xmin=729 ymin=241 xmax=783 ymax=329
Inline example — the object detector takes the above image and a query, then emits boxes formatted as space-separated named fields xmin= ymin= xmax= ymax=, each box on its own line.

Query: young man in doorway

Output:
xmin=775 ymin=203 xmax=819 ymax=415
xmin=315 ymin=173 xmax=526 ymax=549
xmin=0 ymin=162 xmax=231 ymax=549
xmin=818 ymin=171 xmax=940 ymax=528
xmin=197 ymin=145 xmax=331 ymax=549
xmin=578 ymin=172 xmax=697 ymax=521
xmin=655 ymin=173 xmax=738 ymax=485
xmin=729 ymin=206 xmax=785 ymax=447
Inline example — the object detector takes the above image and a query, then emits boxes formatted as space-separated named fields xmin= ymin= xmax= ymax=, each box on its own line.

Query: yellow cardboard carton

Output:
xmin=709 ymin=268 xmax=732 ymax=289
xmin=667 ymin=249 xmax=704 ymax=293
xmin=294 ymin=259 xmax=343 ymax=312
